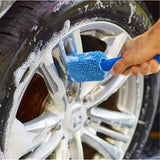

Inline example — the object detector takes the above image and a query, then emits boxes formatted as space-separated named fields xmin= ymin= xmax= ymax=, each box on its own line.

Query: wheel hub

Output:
xmin=66 ymin=104 xmax=87 ymax=132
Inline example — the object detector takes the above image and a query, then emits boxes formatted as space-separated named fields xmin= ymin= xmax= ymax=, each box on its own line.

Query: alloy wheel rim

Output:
xmin=5 ymin=21 xmax=143 ymax=159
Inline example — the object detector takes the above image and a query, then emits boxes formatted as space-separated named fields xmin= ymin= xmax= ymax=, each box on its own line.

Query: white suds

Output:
xmin=52 ymin=0 xmax=70 ymax=13
xmin=14 ymin=50 xmax=41 ymax=87
xmin=96 ymin=0 xmax=105 ymax=9
xmin=6 ymin=119 xmax=36 ymax=159
xmin=63 ymin=20 xmax=71 ymax=31
xmin=0 ymin=149 xmax=4 ymax=160
xmin=128 ymin=2 xmax=136 ymax=24
xmin=33 ymin=36 xmax=36 ymax=42
xmin=85 ymin=56 xmax=94 ymax=60
xmin=31 ymin=25 xmax=38 ymax=31
xmin=66 ymin=56 xmax=79 ymax=63
xmin=84 ymin=4 xmax=89 ymax=12
xmin=138 ymin=120 xmax=145 ymax=125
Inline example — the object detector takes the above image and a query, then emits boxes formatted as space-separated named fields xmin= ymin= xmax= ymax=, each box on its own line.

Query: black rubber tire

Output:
xmin=0 ymin=0 xmax=159 ymax=159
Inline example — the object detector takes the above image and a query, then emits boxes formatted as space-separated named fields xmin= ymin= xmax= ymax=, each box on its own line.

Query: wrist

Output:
xmin=145 ymin=20 xmax=160 ymax=54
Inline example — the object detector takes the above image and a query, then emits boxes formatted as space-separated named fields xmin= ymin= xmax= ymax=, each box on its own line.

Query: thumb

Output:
xmin=111 ymin=59 xmax=129 ymax=76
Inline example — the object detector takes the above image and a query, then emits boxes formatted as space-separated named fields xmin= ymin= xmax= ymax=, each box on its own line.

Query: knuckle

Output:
xmin=114 ymin=61 xmax=126 ymax=73
xmin=140 ymin=63 xmax=148 ymax=74
xmin=149 ymin=59 xmax=159 ymax=73
xmin=122 ymin=70 xmax=129 ymax=76
xmin=122 ymin=56 xmax=131 ymax=66
xmin=121 ymin=44 xmax=127 ymax=54
xmin=131 ymin=66 xmax=139 ymax=76
xmin=112 ymin=65 xmax=120 ymax=74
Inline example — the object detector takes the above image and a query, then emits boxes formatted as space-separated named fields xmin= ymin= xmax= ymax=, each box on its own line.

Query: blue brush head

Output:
xmin=67 ymin=51 xmax=108 ymax=82
xmin=67 ymin=52 xmax=160 ymax=83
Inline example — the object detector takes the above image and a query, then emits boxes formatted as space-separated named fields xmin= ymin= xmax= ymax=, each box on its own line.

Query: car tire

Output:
xmin=0 ymin=1 xmax=159 ymax=159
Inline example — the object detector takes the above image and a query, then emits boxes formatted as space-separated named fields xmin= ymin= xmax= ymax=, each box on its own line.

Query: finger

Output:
xmin=111 ymin=59 xmax=128 ymax=76
xmin=140 ymin=62 xmax=149 ymax=75
xmin=120 ymin=45 xmax=126 ymax=56
xmin=122 ymin=70 xmax=129 ymax=76
xmin=120 ymin=42 xmax=129 ymax=56
xmin=149 ymin=59 xmax=160 ymax=73
xmin=131 ymin=65 xmax=139 ymax=76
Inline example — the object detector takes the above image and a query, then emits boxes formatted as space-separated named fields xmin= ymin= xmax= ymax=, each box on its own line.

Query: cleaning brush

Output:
xmin=66 ymin=51 xmax=160 ymax=83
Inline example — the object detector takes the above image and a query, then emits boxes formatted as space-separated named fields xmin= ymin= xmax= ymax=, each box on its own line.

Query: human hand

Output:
xmin=111 ymin=19 xmax=160 ymax=76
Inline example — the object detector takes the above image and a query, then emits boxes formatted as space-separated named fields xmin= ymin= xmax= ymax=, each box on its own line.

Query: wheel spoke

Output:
xmin=52 ymin=41 xmax=68 ymax=83
xmin=6 ymin=119 xmax=39 ymax=159
xmin=94 ymin=126 xmax=130 ymax=143
xmin=70 ymin=132 xmax=84 ymax=159
xmin=24 ymin=110 xmax=62 ymax=133
xmin=25 ymin=128 xmax=64 ymax=159
xmin=84 ymin=76 xmax=129 ymax=109
xmin=67 ymin=29 xmax=83 ymax=54
xmin=40 ymin=51 xmax=67 ymax=111
xmin=82 ymin=130 xmax=123 ymax=159
xmin=58 ymin=40 xmax=68 ymax=69
xmin=104 ymin=33 xmax=128 ymax=58
xmin=7 ymin=117 xmax=63 ymax=159
xmin=90 ymin=107 xmax=136 ymax=128
xmin=65 ymin=29 xmax=84 ymax=101
xmin=79 ymin=82 xmax=100 ymax=101
xmin=54 ymin=137 xmax=70 ymax=160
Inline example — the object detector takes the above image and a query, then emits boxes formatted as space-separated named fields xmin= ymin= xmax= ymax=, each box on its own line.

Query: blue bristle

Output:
xmin=67 ymin=51 xmax=107 ymax=82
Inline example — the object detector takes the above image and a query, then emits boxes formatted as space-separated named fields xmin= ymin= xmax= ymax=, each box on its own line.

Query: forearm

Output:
xmin=144 ymin=19 xmax=160 ymax=54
